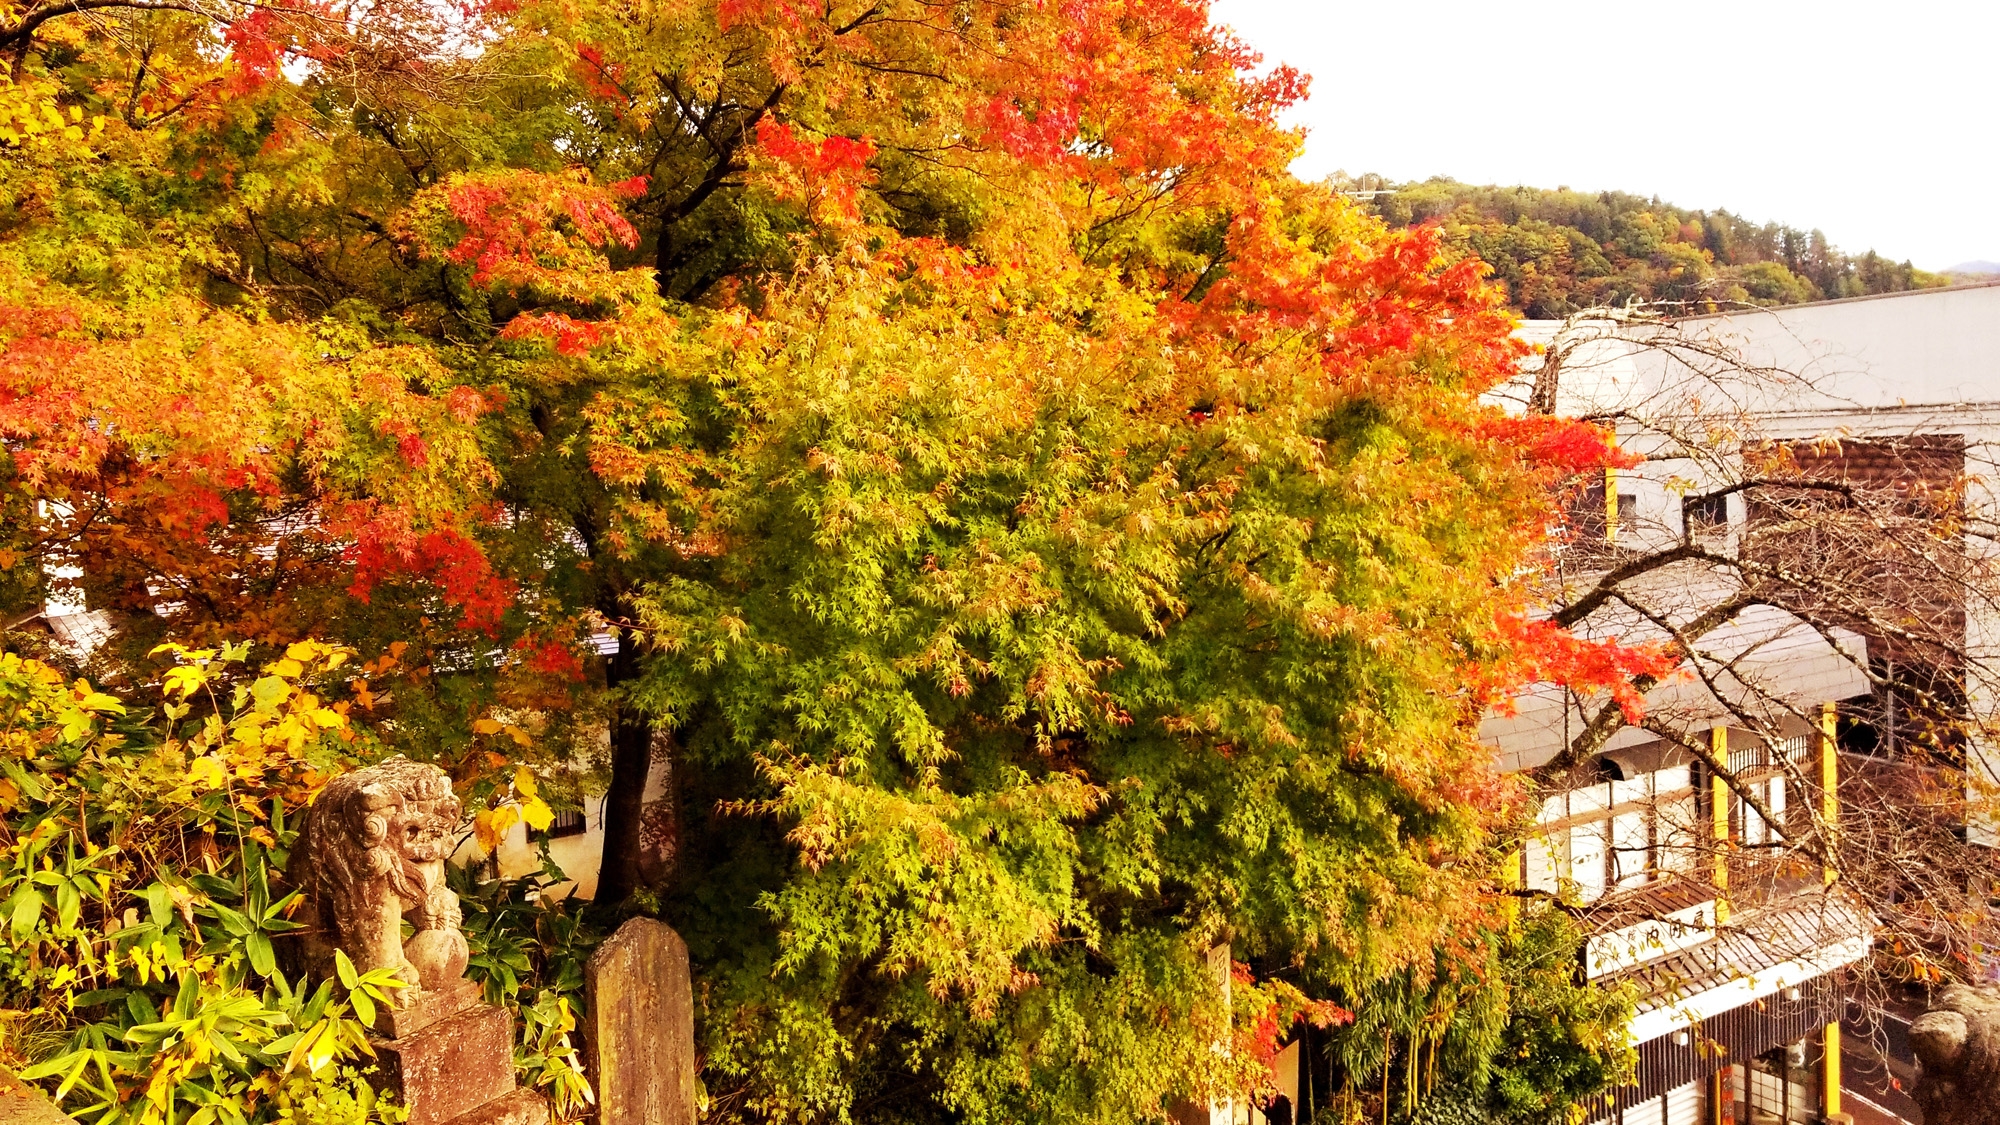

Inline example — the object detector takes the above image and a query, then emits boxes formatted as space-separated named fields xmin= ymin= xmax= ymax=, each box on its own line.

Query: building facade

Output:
xmin=1477 ymin=282 xmax=2000 ymax=1123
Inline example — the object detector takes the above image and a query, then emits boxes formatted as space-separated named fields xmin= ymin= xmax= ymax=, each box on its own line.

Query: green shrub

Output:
xmin=0 ymin=644 xmax=593 ymax=1123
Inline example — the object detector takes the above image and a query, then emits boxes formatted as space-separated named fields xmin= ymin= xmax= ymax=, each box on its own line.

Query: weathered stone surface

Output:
xmin=1912 ymin=982 xmax=2000 ymax=1125
xmin=0 ymin=1068 xmax=75 ymax=1125
xmin=375 ymin=1002 xmax=519 ymax=1125
xmin=586 ymin=917 xmax=697 ymax=1125
xmin=440 ymin=1088 xmax=550 ymax=1125
xmin=285 ymin=756 xmax=470 ymax=998
xmin=378 ymin=976 xmax=483 ymax=1039
xmin=282 ymin=759 xmax=538 ymax=1125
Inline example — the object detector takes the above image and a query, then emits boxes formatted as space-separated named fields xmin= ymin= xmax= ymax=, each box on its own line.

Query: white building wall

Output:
xmin=455 ymin=793 xmax=609 ymax=900
xmin=1522 ymin=284 xmax=2000 ymax=843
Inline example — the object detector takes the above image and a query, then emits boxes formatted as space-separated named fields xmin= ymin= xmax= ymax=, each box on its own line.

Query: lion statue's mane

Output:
xmin=286 ymin=756 xmax=469 ymax=995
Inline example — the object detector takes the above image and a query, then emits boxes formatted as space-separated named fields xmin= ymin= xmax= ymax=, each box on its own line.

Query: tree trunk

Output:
xmin=635 ymin=726 xmax=680 ymax=888
xmin=596 ymin=635 xmax=652 ymax=905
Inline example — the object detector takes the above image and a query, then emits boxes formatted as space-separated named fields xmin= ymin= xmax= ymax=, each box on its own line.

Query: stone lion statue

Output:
xmin=286 ymin=756 xmax=469 ymax=995
xmin=1911 ymin=982 xmax=2000 ymax=1125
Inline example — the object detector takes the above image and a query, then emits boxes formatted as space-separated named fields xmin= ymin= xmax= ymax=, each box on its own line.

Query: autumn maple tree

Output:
xmin=0 ymin=0 xmax=1651 ymax=1119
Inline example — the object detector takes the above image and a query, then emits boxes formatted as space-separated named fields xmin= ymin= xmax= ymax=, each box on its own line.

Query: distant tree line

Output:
xmin=1334 ymin=174 xmax=1950 ymax=318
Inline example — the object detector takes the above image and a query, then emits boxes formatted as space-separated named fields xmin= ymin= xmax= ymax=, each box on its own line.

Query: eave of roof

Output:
xmin=1605 ymin=894 xmax=1874 ymax=1044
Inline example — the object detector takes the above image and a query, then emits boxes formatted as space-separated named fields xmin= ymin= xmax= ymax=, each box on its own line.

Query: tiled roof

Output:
xmin=1481 ymin=594 xmax=1869 ymax=772
xmin=1602 ymin=892 xmax=1873 ymax=1019
xmin=40 ymin=610 xmax=114 ymax=658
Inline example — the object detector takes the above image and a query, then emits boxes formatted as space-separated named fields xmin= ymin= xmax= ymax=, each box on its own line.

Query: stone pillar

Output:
xmin=585 ymin=917 xmax=698 ymax=1125
xmin=1206 ymin=943 xmax=1234 ymax=1125
xmin=1165 ymin=943 xmax=1235 ymax=1125
xmin=372 ymin=983 xmax=548 ymax=1125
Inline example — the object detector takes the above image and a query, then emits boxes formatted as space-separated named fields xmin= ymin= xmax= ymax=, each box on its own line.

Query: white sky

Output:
xmin=1210 ymin=0 xmax=2000 ymax=272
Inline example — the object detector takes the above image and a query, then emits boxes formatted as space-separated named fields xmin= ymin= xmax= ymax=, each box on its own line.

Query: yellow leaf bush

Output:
xmin=0 ymin=643 xmax=406 ymax=1123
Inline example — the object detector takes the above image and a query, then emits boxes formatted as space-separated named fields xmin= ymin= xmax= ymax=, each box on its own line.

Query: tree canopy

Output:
xmin=0 ymin=1 xmax=1646 ymax=1120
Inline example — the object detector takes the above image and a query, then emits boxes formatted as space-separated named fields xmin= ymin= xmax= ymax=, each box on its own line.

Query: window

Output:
xmin=1684 ymin=492 xmax=1729 ymax=531
xmin=1733 ymin=1047 xmax=1818 ymax=1125
xmin=1527 ymin=765 xmax=1701 ymax=901
xmin=1570 ymin=819 xmax=1609 ymax=901
xmin=1739 ymin=775 xmax=1787 ymax=848
xmin=1562 ymin=473 xmax=1636 ymax=545
xmin=1655 ymin=775 xmax=1700 ymax=874
xmin=1611 ymin=808 xmax=1650 ymax=889
xmin=548 ymin=809 xmax=588 ymax=838
xmin=1567 ymin=476 xmax=1608 ymax=541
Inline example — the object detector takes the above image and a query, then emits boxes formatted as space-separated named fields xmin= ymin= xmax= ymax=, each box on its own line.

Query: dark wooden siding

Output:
xmin=1746 ymin=435 xmax=1969 ymax=764
xmin=1607 ymin=970 xmax=1844 ymax=1111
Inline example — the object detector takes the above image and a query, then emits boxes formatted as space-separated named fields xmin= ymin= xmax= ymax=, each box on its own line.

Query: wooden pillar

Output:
xmin=1605 ymin=467 xmax=1620 ymax=545
xmin=1706 ymin=1067 xmax=1728 ymax=1125
xmin=1821 ymin=702 xmax=1839 ymax=887
xmin=1712 ymin=724 xmax=1731 ymax=926
xmin=1209 ymin=943 xmax=1233 ymax=1125
xmin=1822 ymin=1022 xmax=1843 ymax=1119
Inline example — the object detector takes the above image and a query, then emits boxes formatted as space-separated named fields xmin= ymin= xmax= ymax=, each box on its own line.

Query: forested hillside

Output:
xmin=1336 ymin=175 xmax=1949 ymax=318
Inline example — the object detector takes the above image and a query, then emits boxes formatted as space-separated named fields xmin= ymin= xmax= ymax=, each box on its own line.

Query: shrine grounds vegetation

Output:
xmin=0 ymin=0 xmax=1656 ymax=1121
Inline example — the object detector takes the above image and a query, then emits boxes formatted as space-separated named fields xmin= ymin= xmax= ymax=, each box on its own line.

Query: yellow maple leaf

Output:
xmin=188 ymin=756 xmax=227 ymax=790
xmin=521 ymin=795 xmax=555 ymax=832
xmin=163 ymin=666 xmax=206 ymax=700
xmin=475 ymin=804 xmax=522 ymax=851
xmin=473 ymin=808 xmax=499 ymax=851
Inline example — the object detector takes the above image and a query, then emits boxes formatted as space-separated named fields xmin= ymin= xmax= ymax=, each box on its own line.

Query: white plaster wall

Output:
xmin=1689 ymin=282 xmax=2000 ymax=409
xmin=35 ymin=501 xmax=87 ymax=616
xmin=455 ymin=793 xmax=608 ymax=901
xmin=1524 ymin=286 xmax=2000 ymax=842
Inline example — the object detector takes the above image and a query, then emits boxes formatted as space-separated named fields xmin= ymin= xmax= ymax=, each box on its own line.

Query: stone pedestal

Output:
xmin=586 ymin=918 xmax=697 ymax=1125
xmin=442 ymin=1090 xmax=548 ymax=1125
xmin=377 ymin=977 xmax=484 ymax=1039
xmin=0 ymin=1068 xmax=76 ymax=1125
xmin=372 ymin=987 xmax=549 ymax=1125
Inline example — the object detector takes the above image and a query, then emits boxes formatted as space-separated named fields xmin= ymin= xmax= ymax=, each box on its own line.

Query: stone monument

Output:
xmin=1911 ymin=982 xmax=2000 ymax=1125
xmin=287 ymin=756 xmax=548 ymax=1125
xmin=585 ymin=917 xmax=698 ymax=1125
